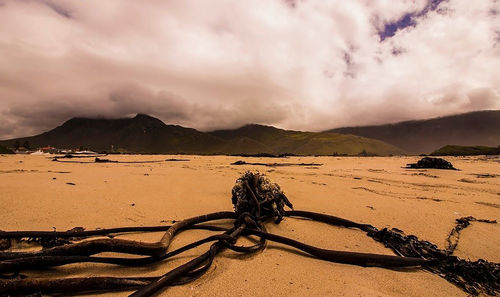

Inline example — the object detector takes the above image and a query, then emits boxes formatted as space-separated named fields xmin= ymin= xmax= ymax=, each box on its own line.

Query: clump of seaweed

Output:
xmin=232 ymin=171 xmax=293 ymax=222
xmin=406 ymin=157 xmax=457 ymax=170
xmin=0 ymin=172 xmax=498 ymax=297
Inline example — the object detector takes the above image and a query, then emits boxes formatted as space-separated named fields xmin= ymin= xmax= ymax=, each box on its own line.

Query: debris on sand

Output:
xmin=165 ymin=158 xmax=190 ymax=162
xmin=95 ymin=157 xmax=118 ymax=163
xmin=230 ymin=153 xmax=294 ymax=158
xmin=370 ymin=226 xmax=500 ymax=296
xmin=231 ymin=160 xmax=322 ymax=167
xmin=472 ymin=173 xmax=499 ymax=178
xmin=54 ymin=153 xmax=106 ymax=159
xmin=53 ymin=158 xmax=167 ymax=164
xmin=446 ymin=216 xmax=497 ymax=255
xmin=405 ymin=157 xmax=457 ymax=170
xmin=458 ymin=178 xmax=481 ymax=184
xmin=475 ymin=202 xmax=500 ymax=209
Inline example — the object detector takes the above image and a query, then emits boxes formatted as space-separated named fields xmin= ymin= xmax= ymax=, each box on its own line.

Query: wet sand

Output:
xmin=1 ymin=154 xmax=499 ymax=296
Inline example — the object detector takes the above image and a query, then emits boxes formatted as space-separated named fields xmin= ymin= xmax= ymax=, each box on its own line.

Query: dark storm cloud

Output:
xmin=0 ymin=0 xmax=498 ymax=139
xmin=2 ymin=81 xmax=294 ymax=139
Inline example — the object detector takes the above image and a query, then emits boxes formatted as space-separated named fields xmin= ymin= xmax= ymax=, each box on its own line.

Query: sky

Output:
xmin=0 ymin=0 xmax=499 ymax=139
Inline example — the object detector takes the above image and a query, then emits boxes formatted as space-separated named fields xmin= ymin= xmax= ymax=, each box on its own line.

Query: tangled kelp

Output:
xmin=370 ymin=225 xmax=499 ymax=296
xmin=0 ymin=172 xmax=498 ymax=296
xmin=232 ymin=171 xmax=293 ymax=222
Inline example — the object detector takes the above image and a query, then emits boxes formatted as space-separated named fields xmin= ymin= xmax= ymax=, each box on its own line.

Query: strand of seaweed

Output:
xmin=446 ymin=216 xmax=497 ymax=255
xmin=369 ymin=221 xmax=499 ymax=296
xmin=0 ymin=172 xmax=498 ymax=296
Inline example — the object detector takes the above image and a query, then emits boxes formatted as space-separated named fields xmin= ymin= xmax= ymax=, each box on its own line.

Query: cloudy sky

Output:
xmin=0 ymin=0 xmax=499 ymax=139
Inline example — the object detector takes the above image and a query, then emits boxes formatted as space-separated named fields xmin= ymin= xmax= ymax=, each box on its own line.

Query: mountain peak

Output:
xmin=130 ymin=114 xmax=168 ymax=130
xmin=133 ymin=113 xmax=155 ymax=119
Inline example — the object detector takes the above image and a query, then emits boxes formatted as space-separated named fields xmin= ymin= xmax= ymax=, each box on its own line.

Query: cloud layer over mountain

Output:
xmin=0 ymin=0 xmax=498 ymax=138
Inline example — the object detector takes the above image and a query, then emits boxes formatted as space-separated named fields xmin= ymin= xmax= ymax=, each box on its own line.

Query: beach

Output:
xmin=1 ymin=154 xmax=499 ymax=296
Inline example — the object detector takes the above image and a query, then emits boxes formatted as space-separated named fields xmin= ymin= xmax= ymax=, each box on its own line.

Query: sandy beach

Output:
xmin=1 ymin=154 xmax=499 ymax=297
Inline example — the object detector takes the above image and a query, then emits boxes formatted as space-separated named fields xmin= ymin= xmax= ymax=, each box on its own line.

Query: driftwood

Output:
xmin=1 ymin=172 xmax=498 ymax=296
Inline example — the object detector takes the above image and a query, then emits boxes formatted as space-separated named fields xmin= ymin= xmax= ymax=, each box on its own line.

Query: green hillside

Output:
xmin=431 ymin=145 xmax=500 ymax=156
xmin=210 ymin=124 xmax=403 ymax=156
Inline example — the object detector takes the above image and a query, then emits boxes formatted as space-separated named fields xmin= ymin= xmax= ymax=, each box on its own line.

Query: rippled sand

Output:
xmin=1 ymin=154 xmax=499 ymax=296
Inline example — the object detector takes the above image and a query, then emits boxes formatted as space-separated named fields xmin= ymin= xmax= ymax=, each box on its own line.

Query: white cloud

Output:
xmin=0 ymin=0 xmax=498 ymax=138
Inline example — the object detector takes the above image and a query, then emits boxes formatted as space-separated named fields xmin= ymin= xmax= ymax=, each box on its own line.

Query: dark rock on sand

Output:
xmin=406 ymin=157 xmax=457 ymax=170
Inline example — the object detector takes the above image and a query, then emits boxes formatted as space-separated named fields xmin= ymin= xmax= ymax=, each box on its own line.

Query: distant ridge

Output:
xmin=0 ymin=145 xmax=14 ymax=154
xmin=209 ymin=124 xmax=403 ymax=156
xmin=430 ymin=145 xmax=500 ymax=156
xmin=327 ymin=110 xmax=500 ymax=154
xmin=0 ymin=114 xmax=402 ymax=156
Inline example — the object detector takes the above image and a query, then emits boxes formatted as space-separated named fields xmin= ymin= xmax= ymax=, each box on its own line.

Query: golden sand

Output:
xmin=1 ymin=154 xmax=499 ymax=296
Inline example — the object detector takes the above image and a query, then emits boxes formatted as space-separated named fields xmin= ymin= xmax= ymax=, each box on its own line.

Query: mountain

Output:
xmin=327 ymin=110 xmax=500 ymax=154
xmin=0 ymin=114 xmax=226 ymax=154
xmin=0 ymin=114 xmax=403 ymax=156
xmin=210 ymin=124 xmax=403 ymax=155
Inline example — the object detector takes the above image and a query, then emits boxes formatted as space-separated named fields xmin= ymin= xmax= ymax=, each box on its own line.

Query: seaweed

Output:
xmin=370 ymin=224 xmax=499 ymax=296
xmin=446 ymin=216 xmax=497 ymax=254
xmin=0 ymin=172 xmax=498 ymax=296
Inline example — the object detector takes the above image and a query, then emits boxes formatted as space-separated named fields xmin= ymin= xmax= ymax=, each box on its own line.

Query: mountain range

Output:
xmin=1 ymin=110 xmax=498 ymax=155
xmin=327 ymin=110 xmax=500 ymax=154
xmin=0 ymin=114 xmax=401 ymax=156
